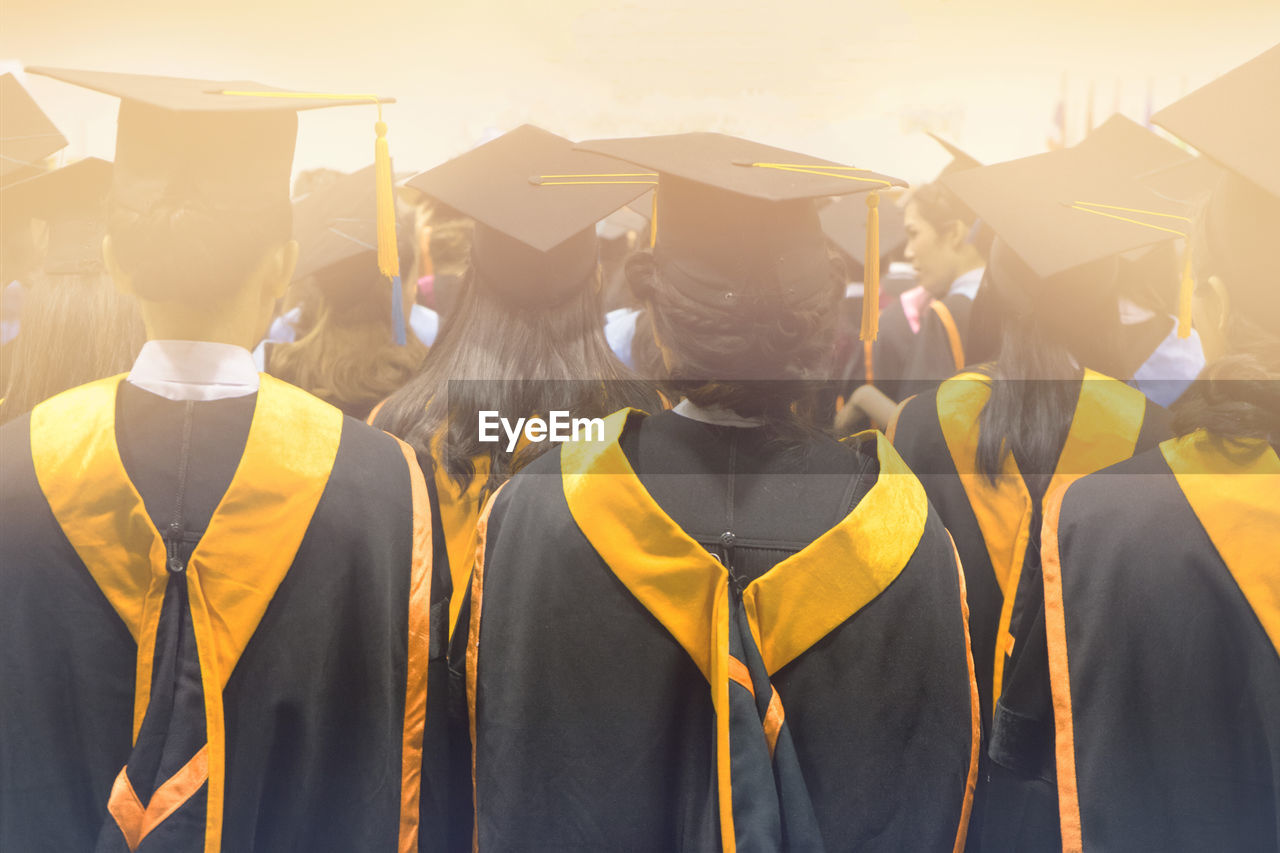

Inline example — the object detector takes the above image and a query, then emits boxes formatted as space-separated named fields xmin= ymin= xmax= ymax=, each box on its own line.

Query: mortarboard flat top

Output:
xmin=1 ymin=157 xmax=112 ymax=271
xmin=26 ymin=67 xmax=394 ymax=113
xmin=1152 ymin=43 xmax=1280 ymax=200
xmin=1 ymin=73 xmax=67 ymax=186
xmin=577 ymin=132 xmax=906 ymax=201
xmin=406 ymin=124 xmax=652 ymax=254
xmin=943 ymin=125 xmax=1193 ymax=280
xmin=1073 ymin=114 xmax=1189 ymax=176
xmin=579 ymin=132 xmax=906 ymax=303
xmin=26 ymin=67 xmax=394 ymax=231
xmin=819 ymin=192 xmax=907 ymax=266
xmin=406 ymin=125 xmax=653 ymax=303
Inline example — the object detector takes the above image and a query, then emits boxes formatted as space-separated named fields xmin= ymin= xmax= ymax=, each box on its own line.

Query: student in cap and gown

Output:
xmin=836 ymin=134 xmax=985 ymax=430
xmin=372 ymin=125 xmax=660 ymax=645
xmin=0 ymin=157 xmax=145 ymax=424
xmin=259 ymin=164 xmax=433 ymax=420
xmin=1043 ymin=43 xmax=1280 ymax=853
xmin=0 ymin=69 xmax=439 ymax=852
xmin=453 ymin=132 xmax=980 ymax=852
xmin=1 ymin=72 xmax=70 ymax=393
xmin=888 ymin=132 xmax=1185 ymax=850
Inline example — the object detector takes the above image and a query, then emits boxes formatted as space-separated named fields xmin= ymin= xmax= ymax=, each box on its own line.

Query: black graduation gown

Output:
xmin=902 ymin=293 xmax=972 ymax=394
xmin=454 ymin=409 xmax=979 ymax=852
xmin=889 ymin=370 xmax=1171 ymax=851
xmin=0 ymin=373 xmax=447 ymax=852
xmin=1043 ymin=434 xmax=1280 ymax=853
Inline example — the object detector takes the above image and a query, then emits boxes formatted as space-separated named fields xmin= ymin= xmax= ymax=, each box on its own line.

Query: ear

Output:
xmin=944 ymin=219 xmax=969 ymax=251
xmin=102 ymin=235 xmax=136 ymax=297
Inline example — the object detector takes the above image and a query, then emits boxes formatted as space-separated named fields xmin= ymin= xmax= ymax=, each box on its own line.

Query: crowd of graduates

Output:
xmin=0 ymin=43 xmax=1277 ymax=853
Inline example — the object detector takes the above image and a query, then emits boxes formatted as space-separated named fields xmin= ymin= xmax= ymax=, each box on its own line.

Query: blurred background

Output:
xmin=4 ymin=0 xmax=1279 ymax=183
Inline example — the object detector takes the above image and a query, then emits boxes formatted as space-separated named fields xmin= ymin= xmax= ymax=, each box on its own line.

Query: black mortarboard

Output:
xmin=577 ymin=132 xmax=907 ymax=339
xmin=1152 ymin=43 xmax=1280 ymax=201
xmin=405 ymin=124 xmax=654 ymax=306
xmin=819 ymin=191 xmax=907 ymax=267
xmin=292 ymin=164 xmax=381 ymax=281
xmin=926 ymin=132 xmax=982 ymax=178
xmin=1 ymin=157 xmax=112 ymax=274
xmin=942 ymin=133 xmax=1191 ymax=281
xmin=1073 ymin=114 xmax=1190 ymax=175
xmin=0 ymin=73 xmax=67 ymax=187
xmin=26 ymin=67 xmax=394 ymax=234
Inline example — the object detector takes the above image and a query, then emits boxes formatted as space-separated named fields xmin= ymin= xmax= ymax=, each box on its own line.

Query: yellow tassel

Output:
xmin=374 ymin=119 xmax=399 ymax=280
xmin=1177 ymin=244 xmax=1194 ymax=339
xmin=860 ymin=191 xmax=881 ymax=342
xmin=649 ymin=187 xmax=659 ymax=249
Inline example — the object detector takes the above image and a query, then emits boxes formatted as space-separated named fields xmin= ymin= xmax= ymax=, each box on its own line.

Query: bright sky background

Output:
xmin=4 ymin=0 xmax=1279 ymax=184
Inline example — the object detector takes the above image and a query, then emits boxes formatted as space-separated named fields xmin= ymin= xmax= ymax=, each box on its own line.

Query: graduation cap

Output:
xmin=26 ymin=68 xmax=406 ymax=333
xmin=1 ymin=157 xmax=112 ymax=274
xmin=1 ymin=73 xmax=67 ymax=187
xmin=1074 ymin=114 xmax=1190 ymax=175
xmin=577 ymin=132 xmax=908 ymax=340
xmin=819 ymin=191 xmax=907 ymax=268
xmin=943 ymin=125 xmax=1200 ymax=335
xmin=405 ymin=124 xmax=655 ymax=307
xmin=1152 ymin=43 xmax=1280 ymax=201
xmin=926 ymin=132 xmax=982 ymax=178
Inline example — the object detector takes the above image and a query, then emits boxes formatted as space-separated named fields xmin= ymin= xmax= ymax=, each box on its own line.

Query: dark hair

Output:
xmin=973 ymin=241 xmax=1125 ymax=487
xmin=627 ymin=249 xmax=843 ymax=440
xmin=1171 ymin=173 xmax=1280 ymax=444
xmin=107 ymin=194 xmax=289 ymax=306
xmin=909 ymin=181 xmax=992 ymax=258
xmin=373 ymin=262 xmax=659 ymax=497
xmin=0 ymin=270 xmax=146 ymax=425
xmin=268 ymin=246 xmax=427 ymax=421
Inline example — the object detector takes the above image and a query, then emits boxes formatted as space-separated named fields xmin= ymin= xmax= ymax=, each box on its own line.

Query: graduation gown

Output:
xmin=456 ymin=408 xmax=979 ymax=852
xmin=0 ymin=373 xmax=444 ymax=852
xmin=1043 ymin=432 xmax=1280 ymax=853
xmin=889 ymin=370 xmax=1170 ymax=850
xmin=902 ymin=293 xmax=972 ymax=393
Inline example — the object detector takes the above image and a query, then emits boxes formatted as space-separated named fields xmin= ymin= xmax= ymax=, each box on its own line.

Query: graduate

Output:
xmin=260 ymin=165 xmax=433 ymax=420
xmin=837 ymin=133 xmax=984 ymax=429
xmin=455 ymin=132 xmax=980 ymax=851
xmin=0 ymin=157 xmax=145 ymax=423
xmin=888 ymin=134 xmax=1188 ymax=849
xmin=0 ymin=69 xmax=439 ymax=851
xmin=1043 ymin=43 xmax=1280 ymax=852
xmin=373 ymin=124 xmax=660 ymax=641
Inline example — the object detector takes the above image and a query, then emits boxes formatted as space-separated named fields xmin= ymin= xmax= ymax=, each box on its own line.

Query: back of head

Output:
xmin=0 ymin=270 xmax=145 ymax=424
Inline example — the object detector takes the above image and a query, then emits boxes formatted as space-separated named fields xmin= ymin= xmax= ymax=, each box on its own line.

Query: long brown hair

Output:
xmin=269 ymin=248 xmax=427 ymax=421
xmin=0 ymin=270 xmax=146 ymax=424
xmin=373 ymin=261 xmax=658 ymax=497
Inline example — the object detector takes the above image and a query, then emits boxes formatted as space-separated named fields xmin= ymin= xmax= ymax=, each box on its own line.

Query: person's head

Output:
xmin=374 ymin=124 xmax=660 ymax=493
xmin=374 ymin=255 xmax=656 ymax=494
xmin=0 ymin=156 xmax=145 ymax=424
xmin=269 ymin=219 xmax=426 ymax=420
xmin=29 ymin=68 xmax=388 ymax=350
xmin=904 ymin=182 xmax=985 ymax=298
xmin=0 ymin=269 xmax=145 ymax=425
xmin=578 ymin=131 xmax=904 ymax=434
xmin=1147 ymin=43 xmax=1280 ymax=443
